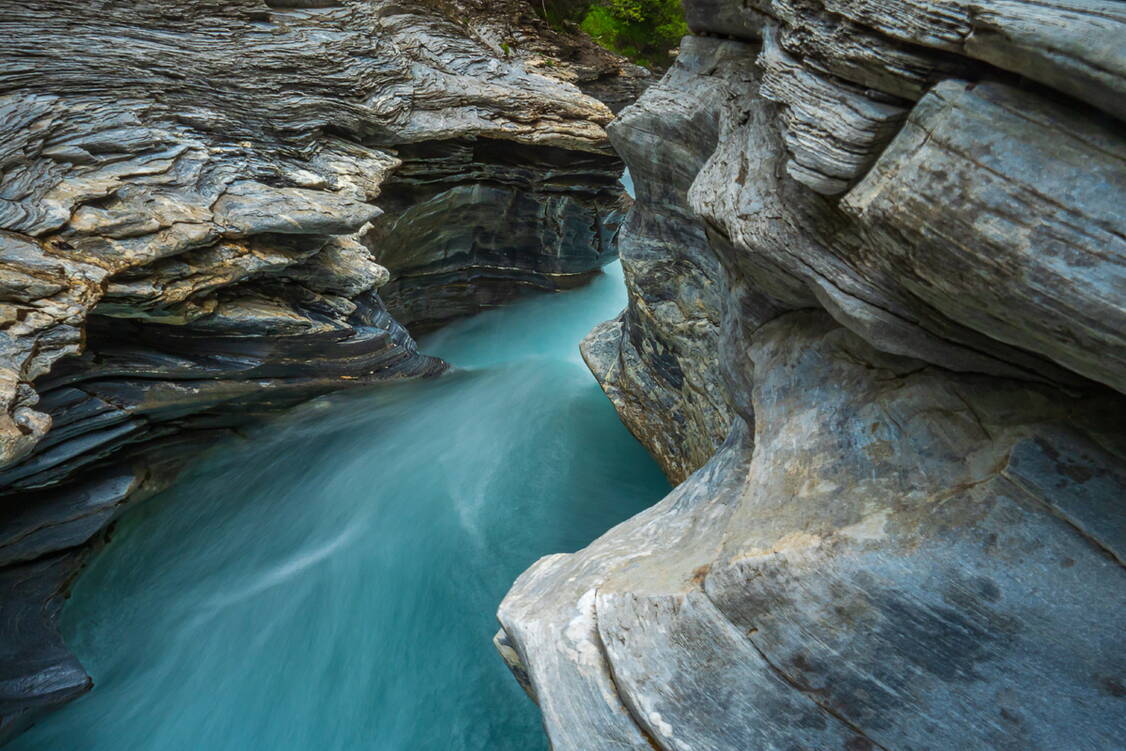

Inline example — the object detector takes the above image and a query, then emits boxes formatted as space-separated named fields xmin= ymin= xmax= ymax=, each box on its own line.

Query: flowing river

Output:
xmin=11 ymin=261 xmax=668 ymax=751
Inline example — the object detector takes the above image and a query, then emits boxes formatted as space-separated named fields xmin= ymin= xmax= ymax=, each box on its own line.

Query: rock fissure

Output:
xmin=591 ymin=603 xmax=668 ymax=751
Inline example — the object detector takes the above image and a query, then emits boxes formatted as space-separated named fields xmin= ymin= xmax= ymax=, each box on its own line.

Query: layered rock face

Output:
xmin=499 ymin=2 xmax=1126 ymax=749
xmin=0 ymin=0 xmax=634 ymax=741
xmin=370 ymin=138 xmax=624 ymax=331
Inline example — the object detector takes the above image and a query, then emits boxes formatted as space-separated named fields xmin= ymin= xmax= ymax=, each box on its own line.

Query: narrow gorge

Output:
xmin=0 ymin=0 xmax=645 ymax=741
xmin=6 ymin=263 xmax=671 ymax=750
xmin=2 ymin=0 xmax=1124 ymax=750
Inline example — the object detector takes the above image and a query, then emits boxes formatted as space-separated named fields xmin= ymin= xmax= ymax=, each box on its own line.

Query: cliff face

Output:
xmin=0 ymin=0 xmax=636 ymax=740
xmin=499 ymin=2 xmax=1126 ymax=749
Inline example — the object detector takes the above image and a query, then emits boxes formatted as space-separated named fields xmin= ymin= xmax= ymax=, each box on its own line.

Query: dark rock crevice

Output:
xmin=368 ymin=137 xmax=626 ymax=332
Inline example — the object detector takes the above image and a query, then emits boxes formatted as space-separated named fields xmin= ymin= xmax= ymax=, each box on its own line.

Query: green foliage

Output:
xmin=536 ymin=0 xmax=686 ymax=69
xmin=582 ymin=0 xmax=686 ymax=67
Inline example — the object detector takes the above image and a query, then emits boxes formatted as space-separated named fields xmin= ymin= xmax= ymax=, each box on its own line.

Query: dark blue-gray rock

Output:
xmin=370 ymin=139 xmax=626 ymax=331
xmin=0 ymin=552 xmax=91 ymax=744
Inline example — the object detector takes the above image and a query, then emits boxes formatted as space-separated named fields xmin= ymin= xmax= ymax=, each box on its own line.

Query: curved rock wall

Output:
xmin=0 ymin=0 xmax=638 ymax=741
xmin=499 ymin=1 xmax=1126 ymax=748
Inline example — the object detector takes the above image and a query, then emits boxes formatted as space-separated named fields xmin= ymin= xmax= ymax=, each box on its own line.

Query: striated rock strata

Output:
xmin=499 ymin=1 xmax=1126 ymax=749
xmin=0 ymin=0 xmax=637 ymax=741
xmin=370 ymin=138 xmax=624 ymax=331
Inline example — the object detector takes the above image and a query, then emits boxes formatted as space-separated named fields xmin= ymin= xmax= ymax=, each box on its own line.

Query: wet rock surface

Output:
xmin=0 ymin=551 xmax=91 ymax=744
xmin=500 ymin=1 xmax=1126 ymax=748
xmin=0 ymin=0 xmax=639 ymax=740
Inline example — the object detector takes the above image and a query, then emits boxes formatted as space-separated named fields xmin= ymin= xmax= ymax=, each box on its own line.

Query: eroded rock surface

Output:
xmin=500 ymin=1 xmax=1126 ymax=748
xmin=0 ymin=0 xmax=638 ymax=740
xmin=370 ymin=138 xmax=625 ymax=331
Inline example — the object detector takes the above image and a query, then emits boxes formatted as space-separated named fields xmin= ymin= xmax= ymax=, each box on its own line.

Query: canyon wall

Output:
xmin=499 ymin=1 xmax=1126 ymax=748
xmin=0 ymin=0 xmax=637 ymax=741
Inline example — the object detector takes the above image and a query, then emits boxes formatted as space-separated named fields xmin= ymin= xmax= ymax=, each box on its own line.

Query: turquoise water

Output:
xmin=13 ymin=262 xmax=668 ymax=751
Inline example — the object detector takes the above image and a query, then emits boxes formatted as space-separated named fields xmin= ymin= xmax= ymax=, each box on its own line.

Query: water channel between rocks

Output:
xmin=12 ymin=261 xmax=669 ymax=751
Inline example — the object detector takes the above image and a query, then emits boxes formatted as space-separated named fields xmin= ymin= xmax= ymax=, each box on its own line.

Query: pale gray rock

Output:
xmin=502 ymin=313 xmax=1126 ymax=751
xmin=764 ymin=0 xmax=972 ymax=101
xmin=580 ymin=36 xmax=750 ymax=483
xmin=759 ymin=28 xmax=908 ymax=195
xmin=689 ymin=55 xmax=1109 ymax=389
xmin=500 ymin=0 xmax=1126 ymax=748
xmin=809 ymin=0 xmax=1126 ymax=119
xmin=842 ymin=78 xmax=1126 ymax=394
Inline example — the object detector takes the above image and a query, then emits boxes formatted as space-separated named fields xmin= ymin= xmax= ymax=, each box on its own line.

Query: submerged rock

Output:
xmin=500 ymin=1 xmax=1126 ymax=748
xmin=0 ymin=0 xmax=639 ymax=740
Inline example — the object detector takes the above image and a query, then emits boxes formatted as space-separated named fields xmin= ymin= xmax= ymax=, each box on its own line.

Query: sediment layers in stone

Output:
xmin=371 ymin=138 xmax=625 ymax=332
xmin=499 ymin=1 xmax=1126 ymax=748
xmin=0 ymin=0 xmax=637 ymax=740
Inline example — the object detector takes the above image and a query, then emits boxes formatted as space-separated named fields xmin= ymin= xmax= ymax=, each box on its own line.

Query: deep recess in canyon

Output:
xmin=1 ymin=0 xmax=1125 ymax=749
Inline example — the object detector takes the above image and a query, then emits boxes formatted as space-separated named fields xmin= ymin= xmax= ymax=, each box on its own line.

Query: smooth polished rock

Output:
xmin=806 ymin=0 xmax=1126 ymax=119
xmin=502 ymin=313 xmax=1126 ymax=751
xmin=0 ymin=552 xmax=91 ymax=746
xmin=501 ymin=0 xmax=1126 ymax=748
xmin=841 ymin=78 xmax=1126 ymax=393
